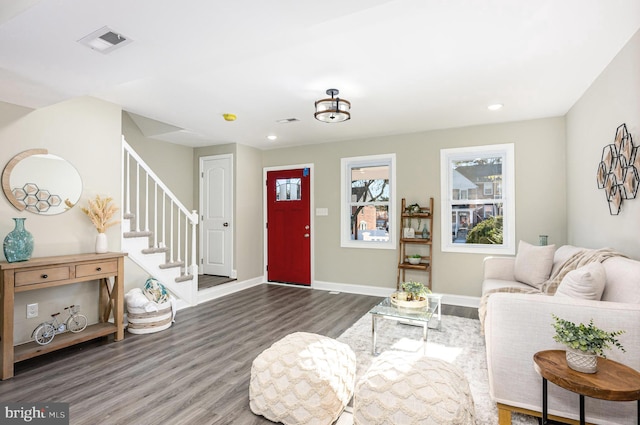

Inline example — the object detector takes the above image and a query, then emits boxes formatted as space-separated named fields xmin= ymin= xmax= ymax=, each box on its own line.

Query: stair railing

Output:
xmin=121 ymin=136 xmax=199 ymax=279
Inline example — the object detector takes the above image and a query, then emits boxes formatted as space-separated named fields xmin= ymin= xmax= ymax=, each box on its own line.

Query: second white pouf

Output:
xmin=250 ymin=332 xmax=356 ymax=425
xmin=354 ymin=351 xmax=476 ymax=425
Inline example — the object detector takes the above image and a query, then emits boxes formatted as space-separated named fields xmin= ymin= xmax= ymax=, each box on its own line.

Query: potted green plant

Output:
xmin=407 ymin=254 xmax=422 ymax=265
xmin=401 ymin=281 xmax=430 ymax=301
xmin=551 ymin=314 xmax=625 ymax=373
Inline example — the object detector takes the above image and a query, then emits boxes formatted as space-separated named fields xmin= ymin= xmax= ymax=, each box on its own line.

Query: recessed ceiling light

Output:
xmin=488 ymin=103 xmax=503 ymax=111
xmin=267 ymin=135 xmax=277 ymax=141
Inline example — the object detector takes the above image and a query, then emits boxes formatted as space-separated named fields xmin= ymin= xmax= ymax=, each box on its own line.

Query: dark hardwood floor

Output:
xmin=0 ymin=284 xmax=478 ymax=424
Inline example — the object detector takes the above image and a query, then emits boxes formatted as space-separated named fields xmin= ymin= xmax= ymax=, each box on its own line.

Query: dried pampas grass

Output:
xmin=81 ymin=195 xmax=119 ymax=233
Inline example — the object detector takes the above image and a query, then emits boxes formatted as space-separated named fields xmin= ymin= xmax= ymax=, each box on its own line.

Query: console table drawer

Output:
xmin=76 ymin=260 xmax=118 ymax=278
xmin=15 ymin=266 xmax=70 ymax=287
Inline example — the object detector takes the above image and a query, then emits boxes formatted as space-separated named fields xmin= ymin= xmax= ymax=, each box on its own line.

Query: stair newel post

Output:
xmin=154 ymin=182 xmax=158 ymax=248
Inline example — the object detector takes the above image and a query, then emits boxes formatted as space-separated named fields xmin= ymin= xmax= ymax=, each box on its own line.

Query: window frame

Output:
xmin=340 ymin=153 xmax=396 ymax=249
xmin=440 ymin=144 xmax=515 ymax=255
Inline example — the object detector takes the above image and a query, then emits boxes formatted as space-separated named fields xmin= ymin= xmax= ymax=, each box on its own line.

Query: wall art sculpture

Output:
xmin=597 ymin=123 xmax=638 ymax=215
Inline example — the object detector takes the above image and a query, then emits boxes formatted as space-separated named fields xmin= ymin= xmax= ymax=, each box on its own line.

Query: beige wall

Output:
xmin=566 ymin=29 xmax=640 ymax=259
xmin=262 ymin=117 xmax=567 ymax=297
xmin=122 ymin=112 xmax=195 ymax=210
xmin=0 ymin=97 xmax=122 ymax=343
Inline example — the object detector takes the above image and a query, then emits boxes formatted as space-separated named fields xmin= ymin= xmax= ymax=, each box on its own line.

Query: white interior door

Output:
xmin=200 ymin=155 xmax=232 ymax=276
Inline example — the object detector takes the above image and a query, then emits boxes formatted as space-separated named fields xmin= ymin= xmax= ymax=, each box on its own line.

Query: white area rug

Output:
xmin=336 ymin=313 xmax=538 ymax=425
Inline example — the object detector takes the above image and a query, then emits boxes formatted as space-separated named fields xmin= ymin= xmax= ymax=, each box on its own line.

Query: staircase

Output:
xmin=121 ymin=136 xmax=199 ymax=306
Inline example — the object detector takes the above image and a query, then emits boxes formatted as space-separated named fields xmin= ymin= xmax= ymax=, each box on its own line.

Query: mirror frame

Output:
xmin=2 ymin=149 xmax=83 ymax=215
xmin=2 ymin=148 xmax=49 ymax=211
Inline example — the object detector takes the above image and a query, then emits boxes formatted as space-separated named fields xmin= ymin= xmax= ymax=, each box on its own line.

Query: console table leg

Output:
xmin=579 ymin=395 xmax=585 ymax=425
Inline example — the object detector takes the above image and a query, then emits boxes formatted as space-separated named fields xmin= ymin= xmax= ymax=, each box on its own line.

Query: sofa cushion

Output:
xmin=555 ymin=262 xmax=606 ymax=300
xmin=602 ymin=256 xmax=640 ymax=303
xmin=514 ymin=240 xmax=556 ymax=289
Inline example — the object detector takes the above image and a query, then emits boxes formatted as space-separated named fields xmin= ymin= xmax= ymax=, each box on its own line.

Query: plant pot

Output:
xmin=407 ymin=257 xmax=421 ymax=265
xmin=565 ymin=348 xmax=598 ymax=373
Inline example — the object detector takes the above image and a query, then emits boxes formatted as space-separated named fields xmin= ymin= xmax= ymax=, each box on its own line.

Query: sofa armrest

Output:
xmin=485 ymin=293 xmax=640 ymax=424
xmin=483 ymin=256 xmax=516 ymax=281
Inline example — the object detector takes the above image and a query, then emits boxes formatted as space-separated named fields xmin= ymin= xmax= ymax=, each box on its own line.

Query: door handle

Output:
xmin=304 ymin=234 xmax=310 ymax=238
xmin=223 ymin=222 xmax=229 ymax=227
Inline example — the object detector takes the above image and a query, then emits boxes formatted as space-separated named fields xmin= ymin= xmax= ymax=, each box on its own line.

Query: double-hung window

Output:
xmin=440 ymin=144 xmax=515 ymax=254
xmin=341 ymin=154 xmax=396 ymax=249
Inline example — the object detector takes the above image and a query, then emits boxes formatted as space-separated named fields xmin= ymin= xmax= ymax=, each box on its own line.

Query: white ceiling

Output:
xmin=1 ymin=0 xmax=639 ymax=149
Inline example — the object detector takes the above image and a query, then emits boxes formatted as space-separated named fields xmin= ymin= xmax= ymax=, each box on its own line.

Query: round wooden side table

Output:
xmin=534 ymin=350 xmax=640 ymax=425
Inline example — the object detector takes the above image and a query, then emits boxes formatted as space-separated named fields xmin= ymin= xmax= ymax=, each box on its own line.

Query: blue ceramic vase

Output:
xmin=3 ymin=218 xmax=34 ymax=262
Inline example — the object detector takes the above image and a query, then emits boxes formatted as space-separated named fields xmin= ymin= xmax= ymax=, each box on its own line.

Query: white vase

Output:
xmin=95 ymin=233 xmax=108 ymax=254
xmin=565 ymin=348 xmax=598 ymax=373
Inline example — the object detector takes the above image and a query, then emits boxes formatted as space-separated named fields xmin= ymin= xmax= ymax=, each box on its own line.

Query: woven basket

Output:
xmin=127 ymin=299 xmax=173 ymax=334
xmin=565 ymin=348 xmax=598 ymax=373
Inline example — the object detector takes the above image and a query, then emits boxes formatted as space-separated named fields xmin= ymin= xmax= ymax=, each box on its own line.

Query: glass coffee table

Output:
xmin=369 ymin=293 xmax=442 ymax=355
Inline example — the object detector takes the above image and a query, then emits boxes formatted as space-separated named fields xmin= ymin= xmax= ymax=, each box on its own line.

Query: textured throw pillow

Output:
xmin=555 ymin=262 xmax=606 ymax=300
xmin=514 ymin=240 xmax=556 ymax=289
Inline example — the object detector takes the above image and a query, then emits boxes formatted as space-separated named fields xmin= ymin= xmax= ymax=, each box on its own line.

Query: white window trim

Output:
xmin=440 ymin=144 xmax=515 ymax=255
xmin=340 ymin=153 xmax=396 ymax=249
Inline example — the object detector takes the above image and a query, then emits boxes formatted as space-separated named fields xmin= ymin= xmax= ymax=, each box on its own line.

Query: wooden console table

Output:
xmin=0 ymin=252 xmax=126 ymax=380
xmin=534 ymin=349 xmax=640 ymax=425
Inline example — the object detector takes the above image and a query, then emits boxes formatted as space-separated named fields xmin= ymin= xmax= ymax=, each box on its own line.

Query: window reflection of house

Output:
xmin=451 ymin=161 xmax=503 ymax=243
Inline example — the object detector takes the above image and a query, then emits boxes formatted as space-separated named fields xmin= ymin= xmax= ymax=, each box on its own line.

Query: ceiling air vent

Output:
xmin=276 ymin=118 xmax=300 ymax=124
xmin=78 ymin=26 xmax=132 ymax=54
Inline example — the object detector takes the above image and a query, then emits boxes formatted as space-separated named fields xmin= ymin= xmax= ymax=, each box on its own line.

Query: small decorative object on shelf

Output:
xmin=422 ymin=225 xmax=430 ymax=240
xmin=551 ymin=314 xmax=625 ymax=373
xmin=407 ymin=254 xmax=421 ymax=265
xmin=32 ymin=305 xmax=88 ymax=345
xmin=3 ymin=217 xmax=34 ymax=263
xmin=81 ymin=195 xmax=119 ymax=254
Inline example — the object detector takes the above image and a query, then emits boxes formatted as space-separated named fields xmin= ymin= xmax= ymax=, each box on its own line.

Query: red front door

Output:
xmin=267 ymin=168 xmax=311 ymax=285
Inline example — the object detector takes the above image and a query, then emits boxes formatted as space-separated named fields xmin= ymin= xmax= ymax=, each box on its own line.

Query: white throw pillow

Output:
xmin=555 ymin=262 xmax=606 ymax=300
xmin=514 ymin=240 xmax=556 ymax=289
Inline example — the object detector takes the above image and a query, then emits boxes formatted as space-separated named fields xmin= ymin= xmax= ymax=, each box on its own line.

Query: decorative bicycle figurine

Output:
xmin=32 ymin=305 xmax=88 ymax=345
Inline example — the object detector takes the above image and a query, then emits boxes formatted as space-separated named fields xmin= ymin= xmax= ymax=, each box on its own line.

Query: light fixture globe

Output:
xmin=314 ymin=88 xmax=351 ymax=123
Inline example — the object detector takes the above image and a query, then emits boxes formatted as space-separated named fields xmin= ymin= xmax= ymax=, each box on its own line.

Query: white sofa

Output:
xmin=482 ymin=245 xmax=640 ymax=425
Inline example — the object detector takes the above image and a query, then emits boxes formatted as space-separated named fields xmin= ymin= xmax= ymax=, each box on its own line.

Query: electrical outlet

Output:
xmin=26 ymin=303 xmax=38 ymax=319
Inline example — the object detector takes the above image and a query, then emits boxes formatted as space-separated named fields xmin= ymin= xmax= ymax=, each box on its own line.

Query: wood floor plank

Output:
xmin=0 ymin=284 xmax=383 ymax=424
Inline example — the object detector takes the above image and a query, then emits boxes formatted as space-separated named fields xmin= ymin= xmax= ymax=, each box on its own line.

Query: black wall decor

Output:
xmin=597 ymin=123 xmax=638 ymax=215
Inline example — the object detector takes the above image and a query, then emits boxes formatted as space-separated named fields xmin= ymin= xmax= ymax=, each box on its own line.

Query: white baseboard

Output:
xmin=312 ymin=280 xmax=480 ymax=308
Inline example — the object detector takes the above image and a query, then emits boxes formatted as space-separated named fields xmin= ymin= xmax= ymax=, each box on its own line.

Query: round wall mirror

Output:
xmin=1 ymin=149 xmax=83 ymax=215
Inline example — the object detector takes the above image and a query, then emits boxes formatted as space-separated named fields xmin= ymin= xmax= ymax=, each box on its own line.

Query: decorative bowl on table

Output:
xmin=390 ymin=292 xmax=429 ymax=309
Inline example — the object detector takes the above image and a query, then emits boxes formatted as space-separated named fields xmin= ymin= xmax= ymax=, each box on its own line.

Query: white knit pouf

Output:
xmin=250 ymin=332 xmax=356 ymax=425
xmin=354 ymin=351 xmax=476 ymax=425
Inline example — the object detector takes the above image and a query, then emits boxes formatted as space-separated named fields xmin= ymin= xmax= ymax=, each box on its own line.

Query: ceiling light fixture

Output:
xmin=314 ymin=88 xmax=351 ymax=123
xmin=267 ymin=135 xmax=277 ymax=141
xmin=488 ymin=103 xmax=503 ymax=111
